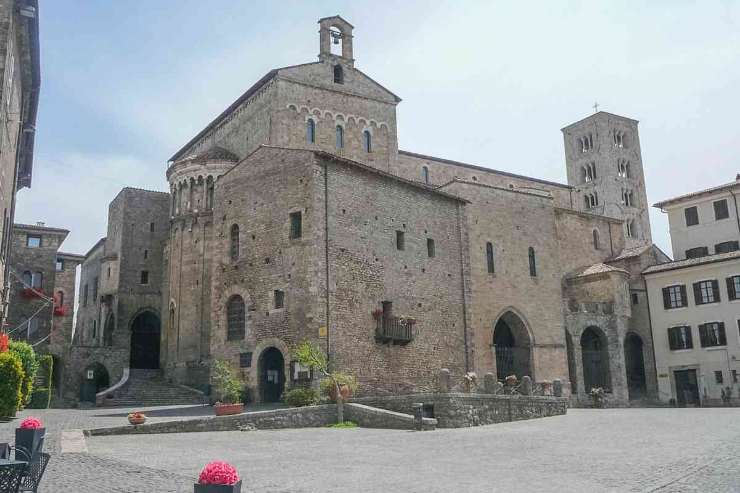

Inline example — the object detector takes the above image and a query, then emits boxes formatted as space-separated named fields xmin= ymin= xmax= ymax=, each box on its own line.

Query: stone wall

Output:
xmin=344 ymin=403 xmax=436 ymax=430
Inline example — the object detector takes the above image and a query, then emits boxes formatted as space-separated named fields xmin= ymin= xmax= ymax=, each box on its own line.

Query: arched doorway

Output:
xmin=129 ymin=311 xmax=161 ymax=369
xmin=581 ymin=327 xmax=611 ymax=392
xmin=493 ymin=310 xmax=533 ymax=381
xmin=258 ymin=347 xmax=285 ymax=403
xmin=624 ymin=333 xmax=646 ymax=400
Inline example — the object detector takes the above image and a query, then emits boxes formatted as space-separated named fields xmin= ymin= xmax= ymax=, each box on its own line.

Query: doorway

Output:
xmin=624 ymin=333 xmax=647 ymax=400
xmin=674 ymin=369 xmax=700 ymax=407
xmin=129 ymin=311 xmax=161 ymax=369
xmin=581 ymin=326 xmax=612 ymax=392
xmin=258 ymin=347 xmax=285 ymax=403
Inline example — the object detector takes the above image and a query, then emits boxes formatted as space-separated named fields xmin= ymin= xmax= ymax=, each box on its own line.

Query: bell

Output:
xmin=333 ymin=36 xmax=340 ymax=45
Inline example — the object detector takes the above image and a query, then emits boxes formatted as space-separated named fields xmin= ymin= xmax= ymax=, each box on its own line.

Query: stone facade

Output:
xmin=63 ymin=16 xmax=667 ymax=408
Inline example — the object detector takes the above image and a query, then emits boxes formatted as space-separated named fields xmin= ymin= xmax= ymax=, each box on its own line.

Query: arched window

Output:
xmin=333 ymin=64 xmax=343 ymax=84
xmin=422 ymin=166 xmax=430 ymax=184
xmin=206 ymin=178 xmax=214 ymax=210
xmin=593 ymin=230 xmax=600 ymax=250
xmin=226 ymin=295 xmax=246 ymax=341
xmin=229 ymin=224 xmax=239 ymax=261
xmin=335 ymin=125 xmax=344 ymax=149
xmin=486 ymin=242 xmax=495 ymax=274
xmin=306 ymin=119 xmax=316 ymax=144
xmin=528 ymin=247 xmax=537 ymax=277
xmin=362 ymin=130 xmax=372 ymax=153
xmin=31 ymin=272 xmax=42 ymax=289
xmin=92 ymin=319 xmax=97 ymax=339
xmin=22 ymin=270 xmax=31 ymax=286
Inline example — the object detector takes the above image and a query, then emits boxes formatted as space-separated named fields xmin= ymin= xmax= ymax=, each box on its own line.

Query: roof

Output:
xmin=57 ymin=252 xmax=85 ymax=262
xmin=560 ymin=111 xmax=639 ymax=132
xmin=84 ymin=237 xmax=107 ymax=259
xmin=653 ymin=177 xmax=740 ymax=209
xmin=398 ymin=150 xmax=572 ymax=190
xmin=13 ymin=223 xmax=69 ymax=235
xmin=554 ymin=207 xmax=623 ymax=224
xmin=178 ymin=146 xmax=240 ymax=164
xmin=567 ymin=262 xmax=629 ymax=279
xmin=437 ymin=178 xmax=555 ymax=201
xmin=16 ymin=0 xmax=40 ymax=190
xmin=318 ymin=15 xmax=354 ymax=28
xmin=608 ymin=244 xmax=653 ymax=262
xmin=643 ymin=250 xmax=740 ymax=275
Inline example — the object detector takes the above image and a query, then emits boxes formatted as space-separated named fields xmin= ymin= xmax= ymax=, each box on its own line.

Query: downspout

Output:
xmin=730 ymin=190 xmax=740 ymax=242
xmin=642 ymin=274 xmax=659 ymax=401
xmin=456 ymin=202 xmax=470 ymax=373
xmin=608 ymin=221 xmax=614 ymax=256
xmin=323 ymin=160 xmax=331 ymax=361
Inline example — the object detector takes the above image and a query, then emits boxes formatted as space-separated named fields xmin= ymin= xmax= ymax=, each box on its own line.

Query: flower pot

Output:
xmin=328 ymin=383 xmax=352 ymax=402
xmin=214 ymin=403 xmax=243 ymax=416
xmin=128 ymin=416 xmax=146 ymax=425
xmin=14 ymin=427 xmax=45 ymax=463
xmin=194 ymin=480 xmax=242 ymax=493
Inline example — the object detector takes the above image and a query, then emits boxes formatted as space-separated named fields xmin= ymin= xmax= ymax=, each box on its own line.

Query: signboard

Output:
xmin=318 ymin=326 xmax=327 ymax=338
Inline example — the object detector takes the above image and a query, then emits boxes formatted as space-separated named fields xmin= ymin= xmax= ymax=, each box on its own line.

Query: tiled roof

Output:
xmin=13 ymin=223 xmax=69 ymax=234
xmin=653 ymin=177 xmax=740 ymax=208
xmin=608 ymin=244 xmax=653 ymax=262
xmin=643 ymin=250 xmax=740 ymax=275
xmin=568 ymin=263 xmax=629 ymax=279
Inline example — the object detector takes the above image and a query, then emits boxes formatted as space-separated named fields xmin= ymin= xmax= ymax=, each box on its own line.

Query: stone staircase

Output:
xmin=100 ymin=369 xmax=208 ymax=407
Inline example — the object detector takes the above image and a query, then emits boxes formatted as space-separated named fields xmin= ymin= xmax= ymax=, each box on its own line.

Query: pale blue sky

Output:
xmin=15 ymin=1 xmax=740 ymax=256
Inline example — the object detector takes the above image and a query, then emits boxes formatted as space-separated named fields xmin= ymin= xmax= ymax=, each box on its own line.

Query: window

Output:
xmin=685 ymin=246 xmax=709 ymax=259
xmin=662 ymin=285 xmax=687 ymax=309
xmin=206 ymin=181 xmax=215 ymax=210
xmin=727 ymin=275 xmax=740 ymax=301
xmin=715 ymin=241 xmax=739 ymax=254
xmin=239 ymin=352 xmax=252 ymax=368
xmin=362 ymin=130 xmax=372 ymax=153
xmin=714 ymin=199 xmax=729 ymax=220
xmin=578 ymin=134 xmax=594 ymax=153
xmin=21 ymin=271 xmax=31 ymax=286
xmin=582 ymin=162 xmax=596 ymax=183
xmin=83 ymin=284 xmax=88 ymax=306
xmin=684 ymin=206 xmax=699 ymax=227
xmin=144 ymin=249 xmax=149 ymax=259
xmin=613 ymin=130 xmax=625 ymax=148
xmin=333 ymin=64 xmax=343 ymax=84
xmin=93 ymin=277 xmax=99 ymax=300
xmin=31 ymin=272 xmax=42 ymax=289
xmin=584 ymin=193 xmax=598 ymax=209
xmin=528 ymin=247 xmax=536 ymax=277
xmin=427 ymin=238 xmax=435 ymax=258
xmin=274 ymin=289 xmax=285 ymax=309
xmin=55 ymin=258 xmax=64 ymax=271
xmin=55 ymin=290 xmax=64 ymax=307
xmin=622 ymin=189 xmax=635 ymax=207
xmin=396 ymin=231 xmax=405 ymax=251
xmin=734 ymin=370 xmax=739 ymax=384
xmin=631 ymin=292 xmax=639 ymax=305
xmin=715 ymin=371 xmax=724 ymax=384
xmin=26 ymin=235 xmax=41 ymax=248
xmin=226 ymin=295 xmax=246 ymax=340
xmin=592 ymin=230 xmax=600 ymax=250
xmin=626 ymin=220 xmax=636 ymax=239
xmin=335 ymin=125 xmax=344 ymax=149
xmin=668 ymin=326 xmax=693 ymax=350
xmin=699 ymin=322 xmax=727 ymax=347
xmin=421 ymin=166 xmax=430 ymax=184
xmin=107 ymin=266 xmax=111 ymax=279
xmin=617 ymin=159 xmax=630 ymax=178
xmin=230 ymin=224 xmax=239 ymax=261
xmin=486 ymin=242 xmax=494 ymax=274
xmin=92 ymin=319 xmax=97 ymax=339
xmin=140 ymin=271 xmax=149 ymax=285
xmin=693 ymin=280 xmax=720 ymax=305
xmin=306 ymin=119 xmax=315 ymax=144
xmin=149 ymin=222 xmax=155 ymax=232
xmin=289 ymin=212 xmax=302 ymax=239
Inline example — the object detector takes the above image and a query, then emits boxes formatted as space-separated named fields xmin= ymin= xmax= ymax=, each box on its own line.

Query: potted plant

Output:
xmin=15 ymin=416 xmax=45 ymax=463
xmin=127 ymin=411 xmax=146 ymax=425
xmin=320 ymin=372 xmax=358 ymax=402
xmin=194 ymin=461 xmax=241 ymax=493
xmin=212 ymin=360 xmax=244 ymax=416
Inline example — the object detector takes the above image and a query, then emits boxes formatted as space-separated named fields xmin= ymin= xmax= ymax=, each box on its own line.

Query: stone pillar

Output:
xmin=438 ymin=368 xmax=451 ymax=393
xmin=412 ymin=403 xmax=423 ymax=431
xmin=521 ymin=376 xmax=532 ymax=396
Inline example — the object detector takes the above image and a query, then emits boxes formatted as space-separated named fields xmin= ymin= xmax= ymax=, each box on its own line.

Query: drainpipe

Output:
xmin=456 ymin=202 xmax=470 ymax=373
xmin=323 ymin=161 xmax=331 ymax=361
xmin=608 ymin=222 xmax=614 ymax=256
xmin=643 ymin=274 xmax=659 ymax=401
xmin=730 ymin=190 xmax=740 ymax=242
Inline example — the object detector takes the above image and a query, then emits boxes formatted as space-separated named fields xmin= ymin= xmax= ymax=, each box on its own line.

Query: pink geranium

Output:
xmin=198 ymin=461 xmax=239 ymax=485
xmin=19 ymin=417 xmax=43 ymax=429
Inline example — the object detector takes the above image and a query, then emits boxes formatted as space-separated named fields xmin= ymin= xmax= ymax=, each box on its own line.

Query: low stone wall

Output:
xmin=86 ymin=405 xmax=336 ymax=436
xmin=344 ymin=403 xmax=436 ymax=430
xmin=350 ymin=393 xmax=567 ymax=428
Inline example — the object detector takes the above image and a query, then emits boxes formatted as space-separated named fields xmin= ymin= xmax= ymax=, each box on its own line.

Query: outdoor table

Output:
xmin=0 ymin=459 xmax=27 ymax=467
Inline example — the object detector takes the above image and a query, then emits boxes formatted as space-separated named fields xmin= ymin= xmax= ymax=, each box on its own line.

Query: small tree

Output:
xmin=0 ymin=351 xmax=24 ymax=417
xmin=8 ymin=340 xmax=38 ymax=407
xmin=294 ymin=340 xmax=355 ymax=423
xmin=211 ymin=359 xmax=243 ymax=404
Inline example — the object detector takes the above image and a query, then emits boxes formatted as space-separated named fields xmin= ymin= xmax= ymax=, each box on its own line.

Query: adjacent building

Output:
xmin=646 ymin=176 xmax=740 ymax=406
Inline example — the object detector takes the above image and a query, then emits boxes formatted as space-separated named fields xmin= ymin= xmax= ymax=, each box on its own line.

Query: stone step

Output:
xmin=99 ymin=371 xmax=207 ymax=407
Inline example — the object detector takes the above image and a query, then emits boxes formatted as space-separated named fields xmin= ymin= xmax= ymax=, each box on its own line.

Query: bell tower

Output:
xmin=318 ymin=16 xmax=354 ymax=67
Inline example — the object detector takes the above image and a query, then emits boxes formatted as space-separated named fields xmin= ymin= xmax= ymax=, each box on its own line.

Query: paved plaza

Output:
xmin=1 ymin=406 xmax=739 ymax=492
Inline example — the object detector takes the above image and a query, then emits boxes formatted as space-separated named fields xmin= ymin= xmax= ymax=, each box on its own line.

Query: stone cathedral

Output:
xmin=61 ymin=16 xmax=669 ymax=407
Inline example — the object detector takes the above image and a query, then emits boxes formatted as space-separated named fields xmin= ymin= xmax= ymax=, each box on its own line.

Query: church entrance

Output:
xmin=493 ymin=311 xmax=533 ymax=381
xmin=258 ymin=347 xmax=285 ymax=403
xmin=624 ymin=332 xmax=647 ymax=400
xmin=581 ymin=326 xmax=611 ymax=393
xmin=129 ymin=311 xmax=161 ymax=369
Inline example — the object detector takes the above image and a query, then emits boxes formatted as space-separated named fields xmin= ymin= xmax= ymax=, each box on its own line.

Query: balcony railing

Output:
xmin=375 ymin=317 xmax=414 ymax=345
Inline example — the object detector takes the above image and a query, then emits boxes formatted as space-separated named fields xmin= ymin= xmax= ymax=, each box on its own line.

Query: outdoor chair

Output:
xmin=17 ymin=453 xmax=50 ymax=493
xmin=0 ymin=462 xmax=25 ymax=493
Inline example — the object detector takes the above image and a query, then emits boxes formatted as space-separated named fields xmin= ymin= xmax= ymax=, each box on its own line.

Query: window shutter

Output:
xmin=685 ymin=327 xmax=693 ymax=349
xmin=711 ymin=280 xmax=721 ymax=302
xmin=662 ymin=288 xmax=671 ymax=309
xmin=698 ymin=324 xmax=707 ymax=347
xmin=727 ymin=277 xmax=737 ymax=300
xmin=680 ymin=285 xmax=688 ymax=307
xmin=667 ymin=327 xmax=677 ymax=350
xmin=719 ymin=322 xmax=727 ymax=346
xmin=693 ymin=283 xmax=702 ymax=304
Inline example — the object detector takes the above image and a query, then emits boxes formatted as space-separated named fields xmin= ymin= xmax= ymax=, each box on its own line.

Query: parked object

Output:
xmin=0 ymin=461 xmax=25 ymax=493
xmin=17 ymin=452 xmax=50 ymax=493
xmin=15 ymin=418 xmax=44 ymax=464
xmin=214 ymin=403 xmax=243 ymax=416
xmin=127 ymin=412 xmax=146 ymax=425
xmin=195 ymin=461 xmax=241 ymax=493
xmin=211 ymin=360 xmax=245 ymax=416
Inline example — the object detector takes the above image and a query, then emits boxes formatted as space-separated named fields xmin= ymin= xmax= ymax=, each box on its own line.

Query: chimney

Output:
xmin=35 ymin=221 xmax=44 ymax=227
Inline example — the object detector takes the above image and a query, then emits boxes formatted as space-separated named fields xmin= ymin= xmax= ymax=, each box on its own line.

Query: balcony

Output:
xmin=375 ymin=317 xmax=414 ymax=345
xmin=53 ymin=305 xmax=66 ymax=317
xmin=21 ymin=287 xmax=45 ymax=299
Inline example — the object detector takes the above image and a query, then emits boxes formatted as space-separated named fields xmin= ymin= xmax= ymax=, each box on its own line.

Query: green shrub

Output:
xmin=319 ymin=372 xmax=358 ymax=398
xmin=327 ymin=421 xmax=358 ymax=428
xmin=8 ymin=340 xmax=38 ymax=407
xmin=211 ymin=359 xmax=243 ymax=404
xmin=0 ymin=351 xmax=24 ymax=417
xmin=283 ymin=386 xmax=319 ymax=407
xmin=27 ymin=388 xmax=51 ymax=409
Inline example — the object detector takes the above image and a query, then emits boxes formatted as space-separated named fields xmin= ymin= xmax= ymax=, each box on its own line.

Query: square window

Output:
xmin=55 ymin=258 xmax=64 ymax=271
xmin=26 ymin=235 xmax=41 ymax=248
xmin=144 ymin=249 xmax=149 ymax=259
xmin=149 ymin=222 xmax=155 ymax=232
xmin=727 ymin=276 xmax=740 ymax=301
xmin=427 ymin=238 xmax=435 ymax=258
xmin=693 ymin=280 xmax=719 ymax=305
xmin=239 ymin=352 xmax=253 ymax=368
xmin=684 ymin=206 xmax=699 ymax=227
xmin=699 ymin=322 xmax=726 ymax=347
xmin=140 ymin=271 xmax=149 ymax=285
xmin=715 ymin=370 xmax=724 ymax=384
xmin=289 ymin=211 xmax=302 ymax=239
xmin=734 ymin=370 xmax=739 ymax=384
xmin=714 ymin=199 xmax=729 ymax=220
xmin=631 ymin=292 xmax=639 ymax=305
xmin=668 ymin=326 xmax=692 ymax=350
xmin=685 ymin=246 xmax=709 ymax=259
xmin=274 ymin=289 xmax=285 ymax=309
xmin=396 ymin=231 xmax=405 ymax=251
xmin=715 ymin=241 xmax=739 ymax=254
xmin=662 ymin=285 xmax=687 ymax=309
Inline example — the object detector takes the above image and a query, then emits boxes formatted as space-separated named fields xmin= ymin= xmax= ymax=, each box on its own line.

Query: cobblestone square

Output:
xmin=2 ymin=406 xmax=739 ymax=492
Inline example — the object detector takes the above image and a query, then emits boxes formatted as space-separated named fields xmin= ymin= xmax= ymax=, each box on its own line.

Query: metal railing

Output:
xmin=375 ymin=317 xmax=414 ymax=344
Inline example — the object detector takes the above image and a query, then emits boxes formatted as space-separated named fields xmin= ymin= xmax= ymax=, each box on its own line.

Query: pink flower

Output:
xmin=198 ymin=461 xmax=240 ymax=485
xmin=19 ymin=417 xmax=43 ymax=429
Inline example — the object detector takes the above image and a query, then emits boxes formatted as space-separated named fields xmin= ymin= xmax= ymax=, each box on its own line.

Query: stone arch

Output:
xmin=624 ymin=332 xmax=646 ymax=400
xmin=492 ymin=307 xmax=534 ymax=381
xmin=128 ymin=308 xmax=161 ymax=369
xmin=581 ymin=326 xmax=611 ymax=392
xmin=257 ymin=345 xmax=286 ymax=403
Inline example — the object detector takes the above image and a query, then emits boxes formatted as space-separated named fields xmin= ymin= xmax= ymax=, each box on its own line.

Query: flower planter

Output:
xmin=194 ymin=480 xmax=242 ymax=493
xmin=128 ymin=416 xmax=146 ymax=425
xmin=15 ymin=427 xmax=45 ymax=462
xmin=214 ymin=403 xmax=243 ymax=416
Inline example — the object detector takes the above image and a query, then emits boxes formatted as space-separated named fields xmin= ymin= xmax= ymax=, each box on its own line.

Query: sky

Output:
xmin=14 ymin=0 xmax=740 ymax=257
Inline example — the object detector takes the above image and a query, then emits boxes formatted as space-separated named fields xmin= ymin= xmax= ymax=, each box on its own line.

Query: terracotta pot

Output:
xmin=214 ymin=403 xmax=244 ymax=416
xmin=128 ymin=416 xmax=146 ymax=426
xmin=328 ymin=384 xmax=352 ymax=402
